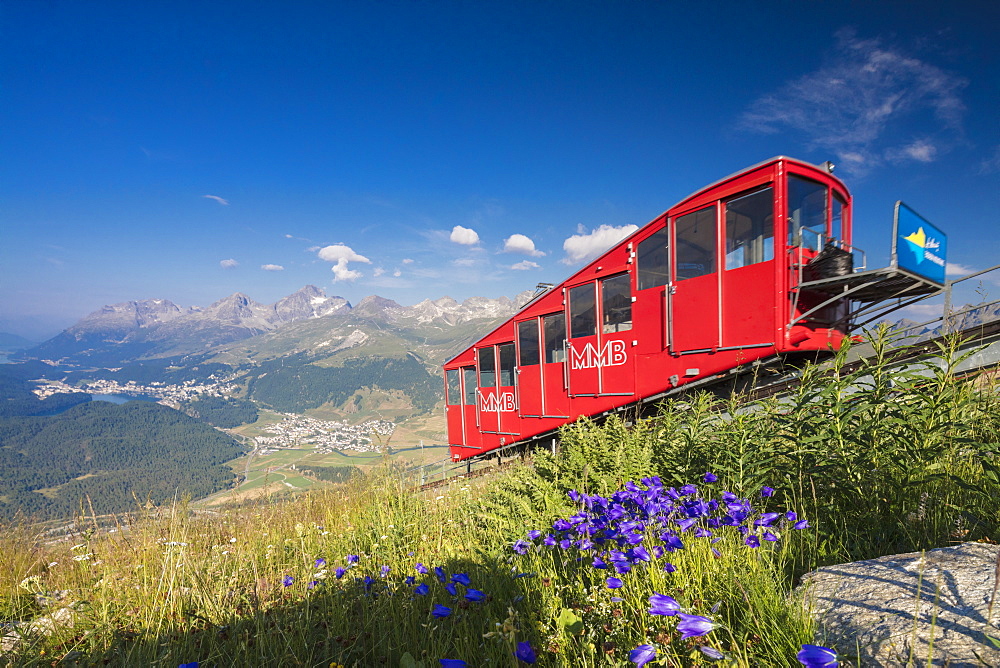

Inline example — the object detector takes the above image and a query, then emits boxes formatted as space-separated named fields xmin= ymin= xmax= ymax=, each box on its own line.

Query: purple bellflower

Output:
xmin=676 ymin=613 xmax=717 ymax=638
xmin=797 ymin=644 xmax=839 ymax=667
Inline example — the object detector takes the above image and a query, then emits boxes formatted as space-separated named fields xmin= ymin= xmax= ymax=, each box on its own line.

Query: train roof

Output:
xmin=443 ymin=156 xmax=848 ymax=367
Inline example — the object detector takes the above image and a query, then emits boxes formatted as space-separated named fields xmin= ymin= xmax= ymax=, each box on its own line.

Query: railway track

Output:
xmin=410 ymin=317 xmax=1000 ymax=492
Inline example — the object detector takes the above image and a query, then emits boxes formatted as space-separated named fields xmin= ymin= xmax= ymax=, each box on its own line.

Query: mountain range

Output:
xmin=21 ymin=285 xmax=533 ymax=367
xmin=18 ymin=285 xmax=1000 ymax=370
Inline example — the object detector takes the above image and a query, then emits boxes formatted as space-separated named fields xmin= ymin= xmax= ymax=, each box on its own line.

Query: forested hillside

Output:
xmin=247 ymin=355 xmax=439 ymax=413
xmin=0 ymin=401 xmax=244 ymax=520
xmin=181 ymin=395 xmax=258 ymax=428
xmin=0 ymin=364 xmax=90 ymax=418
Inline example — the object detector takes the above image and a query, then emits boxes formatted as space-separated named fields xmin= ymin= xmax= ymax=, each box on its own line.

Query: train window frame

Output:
xmin=637 ymin=226 xmax=670 ymax=291
xmin=674 ymin=205 xmax=717 ymax=281
xmin=788 ymin=175 xmax=828 ymax=251
xmin=543 ymin=312 xmax=566 ymax=363
xmin=601 ymin=273 xmax=632 ymax=333
xmin=446 ymin=369 xmax=461 ymax=406
xmin=477 ymin=347 xmax=496 ymax=388
xmin=517 ymin=320 xmax=540 ymax=366
xmin=569 ymin=283 xmax=597 ymax=339
xmin=498 ymin=343 xmax=516 ymax=387
xmin=725 ymin=187 xmax=774 ymax=270
xmin=462 ymin=366 xmax=477 ymax=405
xmin=831 ymin=193 xmax=845 ymax=243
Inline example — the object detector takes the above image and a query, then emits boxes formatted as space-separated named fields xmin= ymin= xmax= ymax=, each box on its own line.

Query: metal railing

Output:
xmin=892 ymin=264 xmax=1000 ymax=342
xmin=397 ymin=454 xmax=498 ymax=488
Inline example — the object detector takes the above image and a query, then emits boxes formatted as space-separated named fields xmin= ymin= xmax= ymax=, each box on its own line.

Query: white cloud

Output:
xmin=454 ymin=257 xmax=477 ymax=267
xmin=317 ymin=244 xmax=370 ymax=264
xmin=946 ymin=262 xmax=974 ymax=276
xmin=373 ymin=267 xmax=386 ymax=277
xmin=887 ymin=139 xmax=937 ymax=164
xmin=332 ymin=263 xmax=362 ymax=281
xmin=562 ymin=224 xmax=639 ymax=265
xmin=511 ymin=260 xmax=540 ymax=270
xmin=203 ymin=195 xmax=229 ymax=205
xmin=261 ymin=264 xmax=284 ymax=271
xmin=220 ymin=258 xmax=239 ymax=269
xmin=393 ymin=269 xmax=402 ymax=277
xmin=450 ymin=225 xmax=480 ymax=245
xmin=317 ymin=243 xmax=371 ymax=282
xmin=401 ymin=258 xmax=414 ymax=264
xmin=739 ymin=29 xmax=966 ymax=174
xmin=503 ymin=233 xmax=545 ymax=257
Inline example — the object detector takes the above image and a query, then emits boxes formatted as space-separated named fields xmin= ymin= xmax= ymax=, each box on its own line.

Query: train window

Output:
xmin=446 ymin=369 xmax=461 ymax=405
xmin=725 ymin=187 xmax=774 ymax=270
xmin=544 ymin=313 xmax=566 ymax=363
xmin=498 ymin=344 xmax=516 ymax=386
xmin=569 ymin=284 xmax=597 ymax=338
xmin=675 ymin=206 xmax=717 ymax=280
xmin=517 ymin=320 xmax=540 ymax=366
xmin=462 ymin=366 xmax=477 ymax=405
xmin=637 ymin=227 xmax=670 ymax=290
xmin=602 ymin=274 xmax=632 ymax=333
xmin=478 ymin=347 xmax=496 ymax=388
xmin=831 ymin=194 xmax=845 ymax=242
xmin=788 ymin=175 xmax=827 ymax=250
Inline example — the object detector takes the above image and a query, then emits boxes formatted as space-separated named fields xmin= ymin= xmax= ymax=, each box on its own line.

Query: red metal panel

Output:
xmin=671 ymin=273 xmax=719 ymax=352
xmin=722 ymin=260 xmax=776 ymax=347
xmin=517 ymin=364 xmax=543 ymax=417
xmin=599 ymin=330 xmax=633 ymax=395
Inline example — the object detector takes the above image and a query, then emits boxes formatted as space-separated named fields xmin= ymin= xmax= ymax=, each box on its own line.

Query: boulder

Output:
xmin=798 ymin=542 xmax=1000 ymax=666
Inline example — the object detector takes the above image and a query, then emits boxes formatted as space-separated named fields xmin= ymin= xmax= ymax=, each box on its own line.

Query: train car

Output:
xmin=443 ymin=156 xmax=943 ymax=461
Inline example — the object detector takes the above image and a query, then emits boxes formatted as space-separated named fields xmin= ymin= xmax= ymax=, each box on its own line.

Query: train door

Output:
xmin=516 ymin=319 xmax=543 ymax=417
xmin=445 ymin=369 xmax=463 ymax=445
xmin=567 ymin=283 xmax=600 ymax=396
xmin=598 ymin=273 xmax=634 ymax=396
xmin=461 ymin=366 xmax=480 ymax=450
xmin=635 ymin=226 xmax=670 ymax=352
xmin=496 ymin=343 xmax=519 ymax=437
xmin=721 ymin=187 xmax=777 ymax=348
xmin=542 ymin=312 xmax=570 ymax=417
xmin=477 ymin=347 xmax=499 ymax=433
xmin=671 ymin=205 xmax=720 ymax=353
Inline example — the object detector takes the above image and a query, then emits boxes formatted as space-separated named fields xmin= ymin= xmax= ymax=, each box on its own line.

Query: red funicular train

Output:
xmin=443 ymin=157 xmax=941 ymax=461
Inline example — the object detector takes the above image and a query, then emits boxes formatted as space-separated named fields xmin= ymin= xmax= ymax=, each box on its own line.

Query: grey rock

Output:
xmin=28 ymin=605 xmax=78 ymax=636
xmin=798 ymin=542 xmax=1000 ymax=667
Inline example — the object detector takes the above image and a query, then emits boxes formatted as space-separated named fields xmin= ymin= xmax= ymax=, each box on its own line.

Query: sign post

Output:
xmin=892 ymin=202 xmax=947 ymax=285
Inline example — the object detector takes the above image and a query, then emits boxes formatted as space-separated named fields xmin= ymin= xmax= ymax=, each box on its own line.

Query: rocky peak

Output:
xmin=68 ymin=299 xmax=186 ymax=336
xmin=271 ymin=285 xmax=350 ymax=323
xmin=353 ymin=295 xmax=403 ymax=316
xmin=201 ymin=293 xmax=270 ymax=324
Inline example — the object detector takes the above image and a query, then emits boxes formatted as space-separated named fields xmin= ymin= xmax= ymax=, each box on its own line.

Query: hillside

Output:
xmin=0 ymin=401 xmax=244 ymax=520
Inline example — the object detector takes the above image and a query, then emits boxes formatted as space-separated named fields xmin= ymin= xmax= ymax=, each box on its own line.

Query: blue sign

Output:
xmin=894 ymin=202 xmax=947 ymax=284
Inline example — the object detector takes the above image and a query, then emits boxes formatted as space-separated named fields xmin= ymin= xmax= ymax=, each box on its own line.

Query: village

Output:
xmin=31 ymin=378 xmax=397 ymax=454
xmin=252 ymin=414 xmax=395 ymax=454
xmin=31 ymin=376 xmax=238 ymax=408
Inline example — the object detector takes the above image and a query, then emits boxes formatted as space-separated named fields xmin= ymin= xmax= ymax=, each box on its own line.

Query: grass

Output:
xmin=1 ymin=329 xmax=998 ymax=666
xmin=0 ymin=471 xmax=812 ymax=667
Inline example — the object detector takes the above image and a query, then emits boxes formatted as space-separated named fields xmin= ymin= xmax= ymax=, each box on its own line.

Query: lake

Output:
xmin=90 ymin=393 xmax=159 ymax=405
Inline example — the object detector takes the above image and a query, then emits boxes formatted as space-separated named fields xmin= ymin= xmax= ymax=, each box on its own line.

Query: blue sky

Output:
xmin=2 ymin=1 xmax=998 ymax=339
